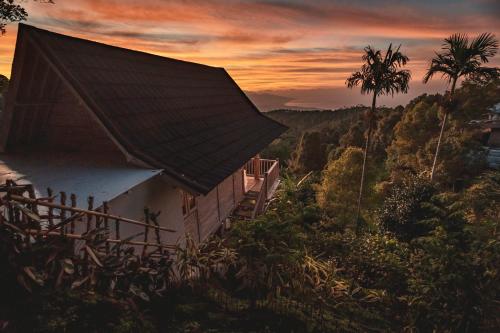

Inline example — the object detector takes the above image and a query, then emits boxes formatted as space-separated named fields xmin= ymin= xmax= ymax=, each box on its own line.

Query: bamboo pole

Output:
xmin=103 ymin=201 xmax=110 ymax=254
xmin=150 ymin=211 xmax=162 ymax=254
xmin=26 ymin=184 xmax=38 ymax=215
xmin=83 ymin=196 xmax=94 ymax=266
xmin=47 ymin=188 xmax=54 ymax=227
xmin=115 ymin=217 xmax=121 ymax=257
xmin=9 ymin=195 xmax=175 ymax=232
xmin=86 ymin=196 xmax=94 ymax=233
xmin=22 ymin=229 xmax=177 ymax=249
xmin=142 ymin=208 xmax=150 ymax=257
xmin=59 ymin=191 xmax=67 ymax=235
xmin=70 ymin=194 xmax=77 ymax=234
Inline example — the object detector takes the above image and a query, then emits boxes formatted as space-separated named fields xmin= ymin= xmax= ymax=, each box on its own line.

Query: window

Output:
xmin=181 ymin=190 xmax=197 ymax=216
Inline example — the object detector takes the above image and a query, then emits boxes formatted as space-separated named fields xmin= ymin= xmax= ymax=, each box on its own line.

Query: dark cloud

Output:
xmin=1 ymin=0 xmax=496 ymax=110
xmin=30 ymin=16 xmax=108 ymax=31
xmin=283 ymin=67 xmax=356 ymax=73
xmin=106 ymin=30 xmax=209 ymax=45
xmin=251 ymin=0 xmax=330 ymax=19
xmin=292 ymin=56 xmax=360 ymax=64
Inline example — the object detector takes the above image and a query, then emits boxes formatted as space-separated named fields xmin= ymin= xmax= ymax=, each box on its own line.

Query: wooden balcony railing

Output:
xmin=244 ymin=158 xmax=280 ymax=218
xmin=244 ymin=158 xmax=277 ymax=177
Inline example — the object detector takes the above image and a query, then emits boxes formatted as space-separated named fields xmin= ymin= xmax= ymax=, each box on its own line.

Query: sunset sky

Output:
xmin=1 ymin=0 xmax=499 ymax=110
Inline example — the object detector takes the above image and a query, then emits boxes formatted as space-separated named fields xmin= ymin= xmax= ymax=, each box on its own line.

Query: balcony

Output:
xmin=233 ymin=157 xmax=280 ymax=219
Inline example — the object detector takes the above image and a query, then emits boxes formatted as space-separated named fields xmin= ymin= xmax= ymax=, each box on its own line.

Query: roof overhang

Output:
xmin=0 ymin=152 xmax=163 ymax=208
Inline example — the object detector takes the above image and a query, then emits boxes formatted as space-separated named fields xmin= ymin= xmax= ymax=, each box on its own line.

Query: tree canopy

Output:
xmin=0 ymin=0 xmax=27 ymax=35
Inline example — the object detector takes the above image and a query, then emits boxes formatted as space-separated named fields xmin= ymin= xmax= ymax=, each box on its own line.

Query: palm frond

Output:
xmin=424 ymin=32 xmax=499 ymax=84
xmin=347 ymin=44 xmax=411 ymax=98
xmin=470 ymin=32 xmax=498 ymax=62
xmin=468 ymin=66 xmax=500 ymax=83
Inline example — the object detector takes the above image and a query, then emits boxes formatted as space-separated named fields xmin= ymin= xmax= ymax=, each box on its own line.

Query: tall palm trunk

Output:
xmin=355 ymin=93 xmax=376 ymax=232
xmin=430 ymin=77 xmax=457 ymax=181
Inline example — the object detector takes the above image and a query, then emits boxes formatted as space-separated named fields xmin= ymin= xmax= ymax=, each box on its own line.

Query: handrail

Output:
xmin=265 ymin=161 xmax=280 ymax=200
xmin=251 ymin=174 xmax=268 ymax=218
xmin=244 ymin=158 xmax=277 ymax=176
xmin=250 ymin=159 xmax=280 ymax=217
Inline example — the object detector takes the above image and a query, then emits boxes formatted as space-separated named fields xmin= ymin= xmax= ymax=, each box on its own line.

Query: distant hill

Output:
xmin=260 ymin=107 xmax=368 ymax=165
xmin=246 ymin=92 xmax=295 ymax=111
xmin=266 ymin=107 xmax=366 ymax=133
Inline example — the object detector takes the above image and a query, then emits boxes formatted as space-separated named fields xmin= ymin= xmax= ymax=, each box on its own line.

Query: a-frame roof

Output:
xmin=3 ymin=24 xmax=287 ymax=194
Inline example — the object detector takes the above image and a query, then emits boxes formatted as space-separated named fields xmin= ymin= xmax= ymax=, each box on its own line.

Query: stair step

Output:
xmin=234 ymin=209 xmax=253 ymax=218
xmin=239 ymin=201 xmax=255 ymax=208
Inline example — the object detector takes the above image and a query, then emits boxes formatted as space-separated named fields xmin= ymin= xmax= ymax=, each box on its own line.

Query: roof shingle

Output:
xmin=20 ymin=24 xmax=287 ymax=194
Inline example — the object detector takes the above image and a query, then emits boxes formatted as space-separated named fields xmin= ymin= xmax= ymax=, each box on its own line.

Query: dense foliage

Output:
xmin=0 ymin=22 xmax=498 ymax=330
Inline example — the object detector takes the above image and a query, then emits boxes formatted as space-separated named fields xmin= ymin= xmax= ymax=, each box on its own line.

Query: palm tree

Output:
xmin=346 ymin=44 xmax=411 ymax=231
xmin=424 ymin=33 xmax=499 ymax=181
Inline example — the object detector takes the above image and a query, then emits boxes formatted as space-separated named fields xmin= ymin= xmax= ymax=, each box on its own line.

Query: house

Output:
xmin=484 ymin=103 xmax=500 ymax=169
xmin=477 ymin=102 xmax=500 ymax=169
xmin=0 ymin=24 xmax=287 ymax=245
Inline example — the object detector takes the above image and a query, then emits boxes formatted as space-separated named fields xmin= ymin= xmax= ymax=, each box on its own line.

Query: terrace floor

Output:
xmin=244 ymin=175 xmax=264 ymax=192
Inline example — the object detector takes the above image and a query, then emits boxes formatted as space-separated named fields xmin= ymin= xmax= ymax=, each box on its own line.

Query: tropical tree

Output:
xmin=423 ymin=33 xmax=499 ymax=181
xmin=346 ymin=44 xmax=411 ymax=231
xmin=290 ymin=131 xmax=327 ymax=173
xmin=318 ymin=147 xmax=371 ymax=230
xmin=1 ymin=0 xmax=27 ymax=35
xmin=0 ymin=0 xmax=54 ymax=35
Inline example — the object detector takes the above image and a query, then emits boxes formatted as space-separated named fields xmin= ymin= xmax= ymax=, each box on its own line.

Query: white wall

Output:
xmin=196 ymin=167 xmax=244 ymax=241
xmin=89 ymin=167 xmax=246 ymax=249
xmin=106 ymin=174 xmax=185 ymax=247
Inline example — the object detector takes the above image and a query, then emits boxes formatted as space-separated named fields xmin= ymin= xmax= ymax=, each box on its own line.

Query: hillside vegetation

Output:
xmin=1 ymin=78 xmax=498 ymax=333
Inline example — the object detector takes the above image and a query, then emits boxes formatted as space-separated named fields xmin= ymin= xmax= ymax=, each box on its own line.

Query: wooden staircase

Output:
xmin=231 ymin=157 xmax=280 ymax=221
xmin=232 ymin=190 xmax=259 ymax=220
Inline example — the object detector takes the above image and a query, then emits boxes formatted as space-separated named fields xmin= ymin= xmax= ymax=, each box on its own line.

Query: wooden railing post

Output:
xmin=254 ymin=154 xmax=260 ymax=180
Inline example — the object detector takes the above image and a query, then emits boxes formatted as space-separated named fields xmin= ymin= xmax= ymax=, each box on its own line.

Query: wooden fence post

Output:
xmin=70 ymin=194 xmax=76 ymax=234
xmin=142 ymin=208 xmax=150 ymax=257
xmin=86 ymin=196 xmax=94 ymax=233
xmin=115 ymin=217 xmax=121 ymax=257
xmin=47 ymin=188 xmax=54 ymax=227
xmin=150 ymin=211 xmax=162 ymax=254
xmin=26 ymin=184 xmax=38 ymax=215
xmin=59 ymin=191 xmax=66 ymax=235
xmin=103 ymin=201 xmax=110 ymax=254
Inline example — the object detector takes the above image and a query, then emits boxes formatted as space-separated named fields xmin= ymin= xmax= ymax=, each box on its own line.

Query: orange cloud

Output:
xmin=0 ymin=0 xmax=498 ymax=108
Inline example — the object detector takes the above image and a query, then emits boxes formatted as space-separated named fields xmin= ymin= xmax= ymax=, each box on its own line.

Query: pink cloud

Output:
xmin=0 ymin=0 xmax=497 ymax=109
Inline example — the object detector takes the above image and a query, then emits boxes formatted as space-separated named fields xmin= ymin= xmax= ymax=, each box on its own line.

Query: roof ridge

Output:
xmin=19 ymin=23 xmax=222 ymax=71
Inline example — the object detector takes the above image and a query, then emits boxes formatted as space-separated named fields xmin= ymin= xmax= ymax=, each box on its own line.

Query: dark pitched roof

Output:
xmin=14 ymin=24 xmax=287 ymax=194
